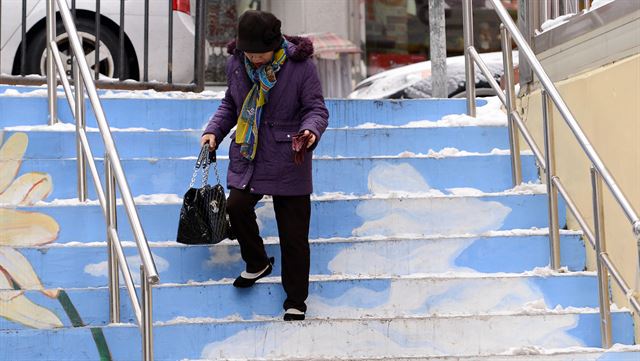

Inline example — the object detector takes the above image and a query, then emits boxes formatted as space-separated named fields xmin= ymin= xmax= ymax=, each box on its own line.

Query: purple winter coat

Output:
xmin=203 ymin=36 xmax=329 ymax=196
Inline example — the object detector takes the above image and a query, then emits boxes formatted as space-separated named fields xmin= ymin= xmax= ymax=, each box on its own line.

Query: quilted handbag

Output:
xmin=176 ymin=145 xmax=233 ymax=244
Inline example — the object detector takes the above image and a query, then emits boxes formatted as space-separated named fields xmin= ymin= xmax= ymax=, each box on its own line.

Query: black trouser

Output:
xmin=226 ymin=187 xmax=311 ymax=312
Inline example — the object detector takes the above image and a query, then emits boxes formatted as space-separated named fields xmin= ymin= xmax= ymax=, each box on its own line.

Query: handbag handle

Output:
xmin=190 ymin=144 xmax=221 ymax=188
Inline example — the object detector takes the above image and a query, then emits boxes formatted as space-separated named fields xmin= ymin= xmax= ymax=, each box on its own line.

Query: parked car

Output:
xmin=349 ymin=51 xmax=518 ymax=99
xmin=0 ymin=0 xmax=195 ymax=83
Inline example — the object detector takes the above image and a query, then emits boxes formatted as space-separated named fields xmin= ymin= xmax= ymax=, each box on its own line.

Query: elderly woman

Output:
xmin=201 ymin=10 xmax=328 ymax=321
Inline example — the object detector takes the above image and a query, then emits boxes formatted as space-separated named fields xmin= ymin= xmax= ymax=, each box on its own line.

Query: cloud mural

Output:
xmin=197 ymin=162 xmax=588 ymax=359
xmin=200 ymin=314 xmax=582 ymax=359
xmin=353 ymin=162 xmax=511 ymax=237
xmin=204 ymin=243 xmax=242 ymax=267
xmin=330 ymin=162 xmax=512 ymax=276
xmin=328 ymin=238 xmax=477 ymax=275
xmin=84 ymin=253 xmax=169 ymax=283
xmin=306 ymin=278 xmax=545 ymax=318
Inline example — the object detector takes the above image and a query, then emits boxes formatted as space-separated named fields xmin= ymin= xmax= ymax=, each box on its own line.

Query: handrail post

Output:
xmin=500 ymin=24 xmax=522 ymax=186
xmin=541 ymin=0 xmax=550 ymax=25
xmin=46 ymin=0 xmax=58 ymax=125
xmin=428 ymin=0 xmax=447 ymax=98
xmin=542 ymin=90 xmax=561 ymax=269
xmin=193 ymin=0 xmax=206 ymax=92
xmin=551 ymin=0 xmax=560 ymax=18
xmin=591 ymin=166 xmax=613 ymax=348
xmin=106 ymin=155 xmax=120 ymax=323
xmin=462 ymin=0 xmax=476 ymax=116
xmin=74 ymin=56 xmax=88 ymax=202
xmin=634 ymin=220 xmax=640 ymax=275
xmin=141 ymin=265 xmax=154 ymax=361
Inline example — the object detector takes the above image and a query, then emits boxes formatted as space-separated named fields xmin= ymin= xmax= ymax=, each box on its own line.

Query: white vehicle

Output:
xmin=349 ymin=51 xmax=519 ymax=100
xmin=0 ymin=0 xmax=195 ymax=83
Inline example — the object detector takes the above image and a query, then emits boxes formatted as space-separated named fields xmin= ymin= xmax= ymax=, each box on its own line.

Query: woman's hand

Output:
xmin=303 ymin=130 xmax=316 ymax=149
xmin=201 ymin=134 xmax=217 ymax=150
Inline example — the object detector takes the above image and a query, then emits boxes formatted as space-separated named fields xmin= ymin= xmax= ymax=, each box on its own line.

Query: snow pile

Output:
xmin=540 ymin=13 xmax=576 ymax=32
xmin=350 ymin=96 xmax=509 ymax=129
xmin=31 ymin=193 xmax=183 ymax=207
xmin=504 ymin=182 xmax=547 ymax=194
xmin=424 ymin=147 xmax=511 ymax=158
xmin=132 ymin=193 xmax=183 ymax=204
xmin=102 ymin=89 xmax=225 ymax=100
xmin=4 ymin=122 xmax=77 ymax=132
xmin=502 ymin=343 xmax=640 ymax=356
xmin=0 ymin=88 xmax=58 ymax=97
xmin=538 ymin=0 xmax=617 ymax=34
xmin=0 ymin=85 xmax=225 ymax=99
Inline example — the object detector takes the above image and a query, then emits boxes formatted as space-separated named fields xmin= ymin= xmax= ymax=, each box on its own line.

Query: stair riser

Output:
xmin=12 ymin=235 xmax=585 ymax=289
xmin=6 ymin=127 xmax=512 ymax=159
xmin=16 ymin=156 xmax=539 ymax=198
xmin=0 ymin=97 xmax=484 ymax=129
xmin=0 ymin=276 xmax=598 ymax=330
xmin=0 ymin=313 xmax=633 ymax=360
xmin=13 ymin=195 xmax=564 ymax=242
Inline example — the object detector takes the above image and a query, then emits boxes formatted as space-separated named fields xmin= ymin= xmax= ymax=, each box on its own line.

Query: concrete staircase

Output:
xmin=0 ymin=86 xmax=637 ymax=360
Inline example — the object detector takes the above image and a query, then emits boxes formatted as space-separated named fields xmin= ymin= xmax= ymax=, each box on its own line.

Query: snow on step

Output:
xmin=0 ymin=273 xmax=602 ymax=330
xmin=0 ymin=96 xmax=484 ymax=129
xmin=6 ymin=127 xmax=513 ymax=159
xmin=13 ymin=232 xmax=586 ymax=289
xmin=13 ymin=153 xmax=539 ymax=198
xmin=11 ymin=191 xmax=561 ymax=243
xmin=1 ymin=312 xmax=634 ymax=360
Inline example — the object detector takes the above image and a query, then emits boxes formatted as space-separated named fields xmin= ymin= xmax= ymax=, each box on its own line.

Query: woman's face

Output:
xmin=244 ymin=51 xmax=274 ymax=67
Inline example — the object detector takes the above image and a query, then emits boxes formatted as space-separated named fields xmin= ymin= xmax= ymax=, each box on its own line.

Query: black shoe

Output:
xmin=233 ymin=257 xmax=274 ymax=288
xmin=283 ymin=308 xmax=305 ymax=321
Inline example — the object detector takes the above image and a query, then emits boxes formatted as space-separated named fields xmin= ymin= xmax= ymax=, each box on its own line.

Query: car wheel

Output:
xmin=25 ymin=17 xmax=130 ymax=79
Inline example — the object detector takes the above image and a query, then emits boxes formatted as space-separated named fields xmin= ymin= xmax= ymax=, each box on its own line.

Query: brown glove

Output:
xmin=292 ymin=131 xmax=313 ymax=165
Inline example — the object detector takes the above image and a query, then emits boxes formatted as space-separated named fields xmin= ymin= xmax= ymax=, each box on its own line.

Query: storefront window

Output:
xmin=364 ymin=0 xmax=518 ymax=76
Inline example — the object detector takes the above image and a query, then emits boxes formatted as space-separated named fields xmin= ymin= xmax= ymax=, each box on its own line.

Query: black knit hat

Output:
xmin=236 ymin=10 xmax=283 ymax=53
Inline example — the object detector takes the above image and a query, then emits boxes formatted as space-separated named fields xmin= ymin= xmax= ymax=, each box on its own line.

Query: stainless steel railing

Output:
xmin=463 ymin=0 xmax=640 ymax=348
xmin=1 ymin=0 xmax=206 ymax=93
xmin=47 ymin=1 xmax=159 ymax=359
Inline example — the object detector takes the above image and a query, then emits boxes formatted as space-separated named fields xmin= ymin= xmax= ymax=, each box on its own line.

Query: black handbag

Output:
xmin=176 ymin=145 xmax=234 ymax=245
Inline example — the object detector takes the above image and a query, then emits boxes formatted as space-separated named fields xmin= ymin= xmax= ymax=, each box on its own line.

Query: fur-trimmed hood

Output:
xmin=226 ymin=35 xmax=314 ymax=62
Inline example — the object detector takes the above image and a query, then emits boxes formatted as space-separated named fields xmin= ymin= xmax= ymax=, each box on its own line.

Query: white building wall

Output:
xmin=267 ymin=0 xmax=352 ymax=40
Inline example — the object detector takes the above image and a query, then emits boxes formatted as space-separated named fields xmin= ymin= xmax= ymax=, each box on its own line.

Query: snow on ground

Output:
xmin=101 ymin=89 xmax=225 ymax=99
xmin=540 ymin=13 xmax=576 ymax=32
xmin=0 ymin=86 xmax=225 ymax=99
xmin=350 ymin=96 xmax=509 ymax=129
xmin=23 ymin=180 xmax=547 ymax=208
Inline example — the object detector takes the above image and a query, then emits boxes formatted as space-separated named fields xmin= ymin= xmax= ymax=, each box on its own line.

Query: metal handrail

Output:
xmin=46 ymin=1 xmax=158 ymax=359
xmin=462 ymin=0 xmax=640 ymax=349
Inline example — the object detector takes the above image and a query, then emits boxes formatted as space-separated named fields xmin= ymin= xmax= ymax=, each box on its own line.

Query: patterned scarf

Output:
xmin=236 ymin=40 xmax=288 ymax=161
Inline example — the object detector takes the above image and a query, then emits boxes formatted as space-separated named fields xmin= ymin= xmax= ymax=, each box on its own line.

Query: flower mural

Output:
xmin=0 ymin=132 xmax=62 ymax=329
xmin=0 ymin=132 xmax=112 ymax=359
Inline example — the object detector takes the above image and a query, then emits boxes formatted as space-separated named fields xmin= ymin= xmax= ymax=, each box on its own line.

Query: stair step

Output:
xmin=214 ymin=348 xmax=640 ymax=361
xmin=0 ymin=273 xmax=601 ymax=330
xmin=10 ymin=193 xmax=564 ymax=243
xmin=15 ymin=155 xmax=539 ymax=198
xmin=0 ymin=94 xmax=485 ymax=129
xmin=1 ymin=312 xmax=634 ymax=360
xmin=5 ymin=126 xmax=512 ymax=159
xmin=13 ymin=232 xmax=585 ymax=289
